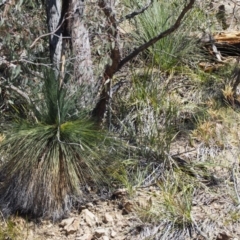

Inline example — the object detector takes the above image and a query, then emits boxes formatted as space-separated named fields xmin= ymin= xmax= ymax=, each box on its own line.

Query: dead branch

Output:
xmin=118 ymin=0 xmax=196 ymax=71
xmin=118 ymin=0 xmax=154 ymax=23
xmin=92 ymin=0 xmax=121 ymax=121
xmin=30 ymin=16 xmax=71 ymax=49
xmin=93 ymin=0 xmax=196 ymax=122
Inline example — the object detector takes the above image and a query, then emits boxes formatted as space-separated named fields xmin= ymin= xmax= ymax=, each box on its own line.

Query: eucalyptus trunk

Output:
xmin=46 ymin=0 xmax=94 ymax=105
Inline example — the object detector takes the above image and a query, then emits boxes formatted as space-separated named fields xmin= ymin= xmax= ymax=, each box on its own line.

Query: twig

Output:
xmin=171 ymin=148 xmax=196 ymax=157
xmin=0 ymin=210 xmax=6 ymax=225
xmin=118 ymin=0 xmax=153 ymax=23
xmin=29 ymin=16 xmax=71 ymax=49
xmin=191 ymin=212 xmax=209 ymax=239
xmin=17 ymin=59 xmax=53 ymax=68
xmin=232 ymin=163 xmax=240 ymax=205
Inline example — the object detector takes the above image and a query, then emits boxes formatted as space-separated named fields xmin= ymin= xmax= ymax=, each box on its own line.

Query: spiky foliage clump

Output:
xmin=0 ymin=70 xmax=117 ymax=220
xmin=130 ymin=0 xmax=205 ymax=71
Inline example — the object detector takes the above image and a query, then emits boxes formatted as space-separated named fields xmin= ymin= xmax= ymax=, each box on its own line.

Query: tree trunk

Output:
xmin=46 ymin=0 xmax=95 ymax=106
xmin=46 ymin=0 xmax=63 ymax=74
xmin=46 ymin=0 xmax=196 ymax=120
xmin=68 ymin=0 xmax=95 ymax=106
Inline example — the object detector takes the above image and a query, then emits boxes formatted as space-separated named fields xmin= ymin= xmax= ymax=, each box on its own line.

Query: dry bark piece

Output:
xmin=214 ymin=32 xmax=240 ymax=45
xmin=214 ymin=31 xmax=240 ymax=56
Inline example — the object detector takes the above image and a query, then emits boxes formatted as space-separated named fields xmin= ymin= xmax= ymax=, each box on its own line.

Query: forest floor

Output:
xmin=2 ymin=69 xmax=240 ymax=240
xmin=2 ymin=1 xmax=240 ymax=240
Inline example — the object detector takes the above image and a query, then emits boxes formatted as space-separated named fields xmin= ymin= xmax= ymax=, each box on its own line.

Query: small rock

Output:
xmin=59 ymin=217 xmax=79 ymax=235
xmin=112 ymin=188 xmax=127 ymax=199
xmin=81 ymin=209 xmax=98 ymax=227
xmin=86 ymin=202 xmax=94 ymax=208
xmin=102 ymin=236 xmax=109 ymax=240
xmin=123 ymin=201 xmax=134 ymax=214
xmin=94 ymin=228 xmax=107 ymax=238
xmin=103 ymin=213 xmax=114 ymax=224
xmin=64 ymin=225 xmax=76 ymax=235
xmin=59 ymin=217 xmax=75 ymax=227
xmin=64 ymin=219 xmax=80 ymax=235
xmin=110 ymin=230 xmax=117 ymax=237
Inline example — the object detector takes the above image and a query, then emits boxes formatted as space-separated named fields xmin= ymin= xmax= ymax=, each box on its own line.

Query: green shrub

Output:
xmin=0 ymin=69 xmax=119 ymax=220
xmin=130 ymin=0 xmax=205 ymax=71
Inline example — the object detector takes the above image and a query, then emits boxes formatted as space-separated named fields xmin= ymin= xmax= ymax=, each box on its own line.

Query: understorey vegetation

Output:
xmin=1 ymin=0 xmax=240 ymax=239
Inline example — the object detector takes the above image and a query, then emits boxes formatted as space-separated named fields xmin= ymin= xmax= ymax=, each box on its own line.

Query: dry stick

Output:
xmin=15 ymin=59 xmax=53 ymax=68
xmin=118 ymin=0 xmax=154 ymax=23
xmin=29 ymin=16 xmax=71 ymax=49
xmin=191 ymin=213 xmax=209 ymax=239
xmin=232 ymin=163 xmax=240 ymax=205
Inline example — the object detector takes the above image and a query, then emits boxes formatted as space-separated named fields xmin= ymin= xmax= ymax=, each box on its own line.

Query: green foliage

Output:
xmin=0 ymin=0 xmax=48 ymax=123
xmin=137 ymin=169 xmax=194 ymax=231
xmin=111 ymin=68 xmax=179 ymax=160
xmin=130 ymin=0 xmax=204 ymax=71
xmin=0 ymin=220 xmax=20 ymax=240
xmin=0 ymin=70 xmax=119 ymax=220
xmin=108 ymin=158 xmax=150 ymax=196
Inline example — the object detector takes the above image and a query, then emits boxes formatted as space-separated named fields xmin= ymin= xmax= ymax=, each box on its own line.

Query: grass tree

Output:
xmin=0 ymin=70 xmax=117 ymax=220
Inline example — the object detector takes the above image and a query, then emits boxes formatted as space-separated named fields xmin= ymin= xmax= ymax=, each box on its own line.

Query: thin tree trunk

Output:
xmin=92 ymin=0 xmax=121 ymax=121
xmin=69 ymin=0 xmax=93 ymax=85
xmin=46 ymin=0 xmax=63 ymax=74
xmin=68 ymin=0 xmax=95 ymax=106
xmin=46 ymin=0 xmax=95 ymax=106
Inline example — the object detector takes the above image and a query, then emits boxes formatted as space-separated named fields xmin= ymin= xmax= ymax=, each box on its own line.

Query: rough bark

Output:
xmin=68 ymin=0 xmax=95 ymax=106
xmin=46 ymin=0 xmax=196 ymax=121
xmin=46 ymin=0 xmax=63 ymax=73
xmin=69 ymin=0 xmax=93 ymax=84
xmin=46 ymin=0 xmax=94 ymax=105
